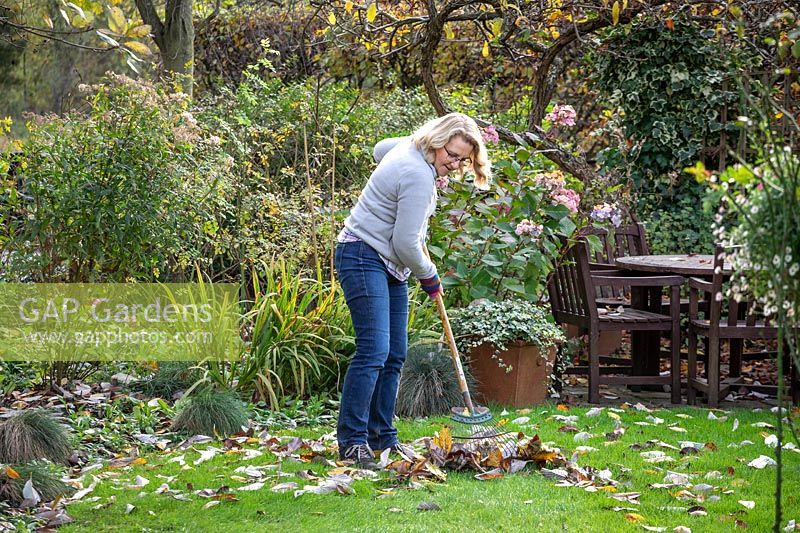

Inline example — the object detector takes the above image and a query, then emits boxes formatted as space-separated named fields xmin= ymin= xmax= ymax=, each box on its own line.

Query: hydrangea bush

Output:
xmin=430 ymin=144 xmax=581 ymax=306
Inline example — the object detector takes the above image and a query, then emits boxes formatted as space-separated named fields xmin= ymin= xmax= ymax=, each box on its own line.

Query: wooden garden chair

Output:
xmin=548 ymin=238 xmax=683 ymax=404
xmin=686 ymin=245 xmax=798 ymax=407
xmin=583 ymin=223 xmax=650 ymax=308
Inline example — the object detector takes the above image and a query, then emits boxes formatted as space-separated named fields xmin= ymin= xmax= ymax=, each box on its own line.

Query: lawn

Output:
xmin=59 ymin=403 xmax=800 ymax=533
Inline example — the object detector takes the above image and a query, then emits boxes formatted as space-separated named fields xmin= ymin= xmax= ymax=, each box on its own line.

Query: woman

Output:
xmin=334 ymin=112 xmax=492 ymax=468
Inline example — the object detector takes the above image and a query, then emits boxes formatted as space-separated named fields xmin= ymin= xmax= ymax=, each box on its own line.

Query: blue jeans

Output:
xmin=334 ymin=241 xmax=408 ymax=451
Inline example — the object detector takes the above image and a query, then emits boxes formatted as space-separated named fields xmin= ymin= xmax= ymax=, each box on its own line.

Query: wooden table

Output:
xmin=615 ymin=254 xmax=731 ymax=277
xmin=613 ymin=254 xmax=732 ymax=382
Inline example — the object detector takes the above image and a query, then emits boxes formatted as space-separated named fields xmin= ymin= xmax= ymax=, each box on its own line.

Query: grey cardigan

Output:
xmin=343 ymin=136 xmax=438 ymax=280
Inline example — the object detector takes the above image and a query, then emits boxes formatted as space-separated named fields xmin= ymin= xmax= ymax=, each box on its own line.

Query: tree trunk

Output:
xmin=135 ymin=0 xmax=194 ymax=97
xmin=162 ymin=0 xmax=194 ymax=96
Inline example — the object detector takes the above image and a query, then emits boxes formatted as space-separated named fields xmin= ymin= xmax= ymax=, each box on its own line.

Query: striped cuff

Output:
xmin=419 ymin=274 xmax=441 ymax=297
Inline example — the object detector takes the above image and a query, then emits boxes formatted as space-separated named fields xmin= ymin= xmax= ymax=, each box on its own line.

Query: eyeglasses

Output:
xmin=443 ymin=146 xmax=471 ymax=165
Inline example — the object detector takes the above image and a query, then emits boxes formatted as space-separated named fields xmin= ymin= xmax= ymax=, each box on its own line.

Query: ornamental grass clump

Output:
xmin=171 ymin=388 xmax=250 ymax=437
xmin=0 ymin=410 xmax=72 ymax=465
xmin=0 ymin=462 xmax=74 ymax=505
xmin=396 ymin=343 xmax=476 ymax=418
xmin=449 ymin=299 xmax=564 ymax=372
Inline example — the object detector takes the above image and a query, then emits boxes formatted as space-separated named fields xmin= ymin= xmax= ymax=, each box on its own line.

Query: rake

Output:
xmin=433 ymin=293 xmax=519 ymax=457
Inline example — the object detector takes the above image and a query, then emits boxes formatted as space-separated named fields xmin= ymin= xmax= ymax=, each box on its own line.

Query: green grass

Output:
xmin=61 ymin=404 xmax=799 ymax=532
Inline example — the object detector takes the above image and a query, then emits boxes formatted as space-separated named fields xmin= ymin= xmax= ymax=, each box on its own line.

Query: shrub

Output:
xmin=430 ymin=145 xmax=580 ymax=305
xmin=137 ymin=362 xmax=202 ymax=400
xmin=395 ymin=343 xmax=475 ymax=419
xmin=0 ymin=462 xmax=74 ymax=505
xmin=213 ymin=259 xmax=354 ymax=408
xmin=0 ymin=73 xmax=234 ymax=282
xmin=171 ymin=388 xmax=250 ymax=437
xmin=0 ymin=410 xmax=72 ymax=464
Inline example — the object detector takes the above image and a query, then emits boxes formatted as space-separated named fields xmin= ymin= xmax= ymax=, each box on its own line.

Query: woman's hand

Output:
xmin=419 ymin=274 xmax=443 ymax=300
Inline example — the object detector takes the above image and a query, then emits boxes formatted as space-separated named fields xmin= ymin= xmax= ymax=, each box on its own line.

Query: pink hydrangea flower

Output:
xmin=435 ymin=176 xmax=450 ymax=190
xmin=481 ymin=124 xmax=500 ymax=144
xmin=515 ymin=219 xmax=544 ymax=237
xmin=545 ymin=104 xmax=577 ymax=127
xmin=551 ymin=188 xmax=580 ymax=213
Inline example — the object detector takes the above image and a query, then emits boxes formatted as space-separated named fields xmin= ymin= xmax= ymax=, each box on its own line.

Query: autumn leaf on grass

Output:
xmin=531 ymin=450 xmax=559 ymax=465
xmin=484 ymin=447 xmax=504 ymax=468
xmin=624 ymin=512 xmax=645 ymax=523
xmin=475 ymin=468 xmax=504 ymax=481
xmin=4 ymin=466 xmax=20 ymax=479
xmin=610 ymin=492 xmax=640 ymax=504
xmin=432 ymin=427 xmax=452 ymax=454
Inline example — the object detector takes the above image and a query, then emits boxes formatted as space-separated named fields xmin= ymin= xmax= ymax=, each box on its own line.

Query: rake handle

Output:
xmin=434 ymin=293 xmax=477 ymax=415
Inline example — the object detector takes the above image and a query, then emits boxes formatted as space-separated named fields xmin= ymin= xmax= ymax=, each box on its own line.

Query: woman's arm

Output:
xmin=392 ymin=180 xmax=437 ymax=280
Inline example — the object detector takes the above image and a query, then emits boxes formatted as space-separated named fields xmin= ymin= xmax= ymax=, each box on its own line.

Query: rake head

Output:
xmin=449 ymin=406 xmax=519 ymax=457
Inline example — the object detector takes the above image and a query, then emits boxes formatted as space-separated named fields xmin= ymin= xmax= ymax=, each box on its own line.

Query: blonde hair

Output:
xmin=411 ymin=112 xmax=492 ymax=190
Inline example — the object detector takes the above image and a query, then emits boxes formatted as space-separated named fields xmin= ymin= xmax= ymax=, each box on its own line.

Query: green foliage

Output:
xmin=590 ymin=18 xmax=744 ymax=189
xmin=0 ymin=363 xmax=39 ymax=396
xmin=589 ymin=18 xmax=752 ymax=254
xmin=0 ymin=462 xmax=74 ymax=505
xmin=638 ymin=184 xmax=721 ymax=254
xmin=709 ymin=120 xmax=800 ymax=327
xmin=200 ymin=74 xmax=432 ymax=194
xmin=449 ymin=299 xmax=564 ymax=361
xmin=0 ymin=73 xmax=234 ymax=282
xmin=395 ymin=342 xmax=475 ymax=419
xmin=430 ymin=146 xmax=579 ymax=305
xmin=172 ymin=388 xmax=250 ymax=437
xmin=0 ymin=410 xmax=72 ymax=464
xmin=196 ymin=72 xmax=433 ymax=271
xmin=137 ymin=362 xmax=201 ymax=399
xmin=208 ymin=260 xmax=354 ymax=409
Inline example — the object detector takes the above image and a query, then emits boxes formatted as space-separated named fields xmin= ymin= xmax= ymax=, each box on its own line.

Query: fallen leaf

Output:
xmin=237 ymin=482 xmax=265 ymax=491
xmin=416 ymin=501 xmax=441 ymax=511
xmin=20 ymin=478 xmax=41 ymax=508
xmin=738 ymin=500 xmax=755 ymax=509
xmin=125 ymin=504 xmax=136 ymax=514
xmin=475 ymin=468 xmax=504 ymax=481
xmin=203 ymin=500 xmax=221 ymax=509
xmin=271 ymin=482 xmax=298 ymax=493
xmin=687 ymin=505 xmax=707 ymax=516
xmin=5 ymin=466 xmax=20 ymax=479
xmin=125 ymin=475 xmax=150 ymax=489
xmin=747 ymin=455 xmax=777 ymax=469
xmin=624 ymin=512 xmax=645 ymax=522
xmin=674 ymin=527 xmax=692 ymax=533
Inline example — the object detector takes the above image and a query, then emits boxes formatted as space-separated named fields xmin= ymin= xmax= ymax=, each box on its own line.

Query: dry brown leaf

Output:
xmin=475 ymin=468 xmax=504 ymax=481
xmin=5 ymin=466 xmax=20 ymax=479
